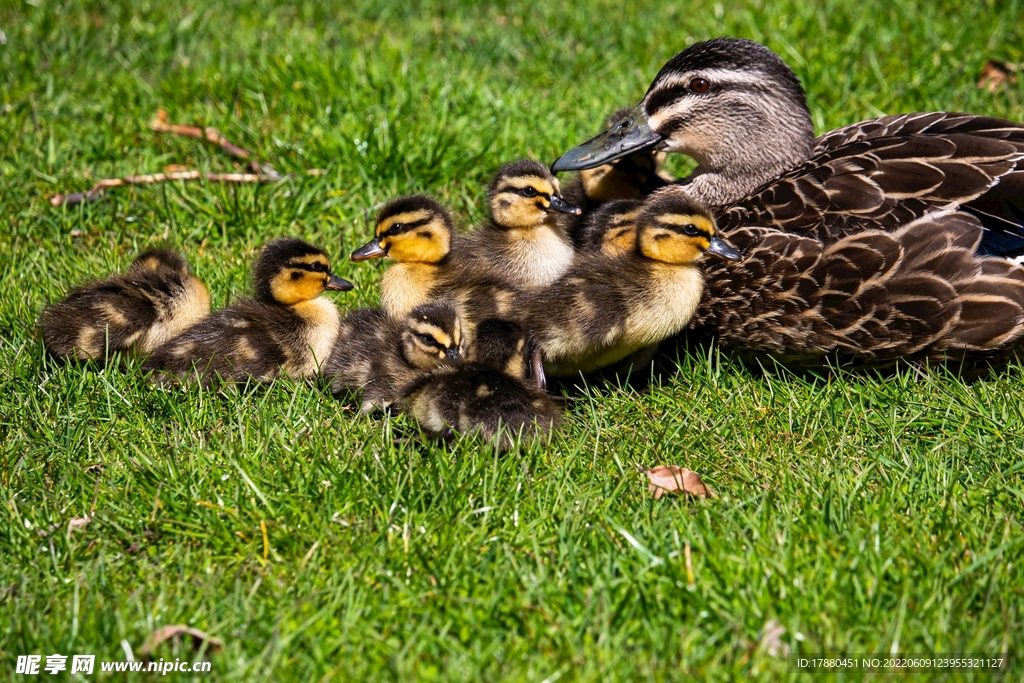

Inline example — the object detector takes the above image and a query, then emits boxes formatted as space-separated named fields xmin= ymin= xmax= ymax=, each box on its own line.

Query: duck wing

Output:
xmin=719 ymin=117 xmax=1024 ymax=256
xmin=692 ymin=211 xmax=1024 ymax=365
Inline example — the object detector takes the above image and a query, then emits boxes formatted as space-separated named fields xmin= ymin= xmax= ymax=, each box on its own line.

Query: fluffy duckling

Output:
xmin=350 ymin=194 xmax=528 ymax=345
xmin=41 ymin=249 xmax=210 ymax=363
xmin=400 ymin=319 xmax=562 ymax=450
xmin=323 ymin=302 xmax=464 ymax=412
xmin=461 ymin=159 xmax=582 ymax=289
xmin=144 ymin=238 xmax=352 ymax=386
xmin=523 ymin=192 xmax=741 ymax=376
xmin=351 ymin=195 xmax=462 ymax=318
xmin=575 ymin=199 xmax=644 ymax=256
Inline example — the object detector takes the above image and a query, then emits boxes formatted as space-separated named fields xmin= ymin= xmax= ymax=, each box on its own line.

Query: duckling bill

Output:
xmin=144 ymin=238 xmax=352 ymax=386
xmin=40 ymin=248 xmax=210 ymax=363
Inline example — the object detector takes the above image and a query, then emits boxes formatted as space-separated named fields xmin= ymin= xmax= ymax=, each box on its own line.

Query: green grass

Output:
xmin=3 ymin=0 xmax=1024 ymax=680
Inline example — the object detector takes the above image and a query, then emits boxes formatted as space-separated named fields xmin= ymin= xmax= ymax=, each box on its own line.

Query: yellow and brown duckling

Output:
xmin=144 ymin=238 xmax=352 ymax=386
xmin=575 ymin=198 xmax=644 ymax=256
xmin=461 ymin=159 xmax=582 ymax=289
xmin=399 ymin=318 xmax=562 ymax=450
xmin=41 ymin=248 xmax=210 ymax=363
xmin=523 ymin=192 xmax=741 ymax=376
xmin=350 ymin=194 xmax=527 ymax=346
xmin=323 ymin=302 xmax=464 ymax=412
xmin=351 ymin=195 xmax=461 ymax=318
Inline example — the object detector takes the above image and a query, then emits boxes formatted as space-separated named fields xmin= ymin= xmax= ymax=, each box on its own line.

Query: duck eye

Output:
xmin=689 ymin=78 xmax=710 ymax=93
xmin=519 ymin=187 xmax=538 ymax=198
xmin=310 ymin=262 xmax=325 ymax=273
xmin=417 ymin=333 xmax=437 ymax=346
xmin=682 ymin=224 xmax=700 ymax=236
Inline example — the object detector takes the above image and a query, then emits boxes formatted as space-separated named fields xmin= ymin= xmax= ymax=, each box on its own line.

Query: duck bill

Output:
xmin=705 ymin=236 xmax=742 ymax=261
xmin=445 ymin=347 xmax=462 ymax=361
xmin=350 ymin=238 xmax=386 ymax=262
xmin=546 ymin=194 xmax=582 ymax=215
xmin=551 ymin=105 xmax=663 ymax=172
xmin=325 ymin=273 xmax=355 ymax=291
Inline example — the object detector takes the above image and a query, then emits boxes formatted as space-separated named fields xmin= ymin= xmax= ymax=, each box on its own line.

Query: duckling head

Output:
xmin=399 ymin=302 xmax=464 ymax=368
xmin=351 ymin=195 xmax=454 ymax=264
xmin=488 ymin=159 xmax=581 ymax=230
xmin=636 ymin=193 xmax=742 ymax=264
xmin=128 ymin=248 xmax=191 ymax=275
xmin=255 ymin=237 xmax=354 ymax=305
xmin=470 ymin=318 xmax=529 ymax=378
xmin=577 ymin=199 xmax=643 ymax=256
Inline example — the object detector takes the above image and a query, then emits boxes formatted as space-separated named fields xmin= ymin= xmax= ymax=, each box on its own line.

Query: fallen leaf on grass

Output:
xmin=978 ymin=60 xmax=1019 ymax=92
xmin=137 ymin=625 xmax=222 ymax=659
xmin=757 ymin=618 xmax=789 ymax=658
xmin=645 ymin=465 xmax=713 ymax=499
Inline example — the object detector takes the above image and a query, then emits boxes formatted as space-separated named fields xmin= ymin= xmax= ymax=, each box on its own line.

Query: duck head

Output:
xmin=552 ymin=38 xmax=814 ymax=204
xmin=636 ymin=192 xmax=742 ymax=264
xmin=352 ymin=195 xmax=454 ymax=264
xmin=489 ymin=159 xmax=581 ymax=230
xmin=399 ymin=302 xmax=464 ymax=368
xmin=256 ymin=237 xmax=353 ymax=305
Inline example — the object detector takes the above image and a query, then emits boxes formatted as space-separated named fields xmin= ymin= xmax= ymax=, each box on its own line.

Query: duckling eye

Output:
xmin=309 ymin=262 xmax=326 ymax=273
xmin=682 ymin=224 xmax=700 ymax=236
xmin=417 ymin=333 xmax=437 ymax=347
xmin=689 ymin=78 xmax=710 ymax=93
xmin=519 ymin=187 xmax=538 ymax=198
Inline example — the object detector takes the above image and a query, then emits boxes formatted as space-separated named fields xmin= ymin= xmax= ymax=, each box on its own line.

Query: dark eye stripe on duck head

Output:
xmin=377 ymin=209 xmax=438 ymax=238
xmin=653 ymin=214 xmax=716 ymax=239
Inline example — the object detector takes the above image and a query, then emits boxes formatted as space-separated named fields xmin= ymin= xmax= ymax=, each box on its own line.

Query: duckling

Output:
xmin=560 ymin=108 xmax=671 ymax=246
xmin=460 ymin=159 xmax=582 ymax=289
xmin=323 ymin=302 xmax=464 ymax=412
xmin=575 ymin=199 xmax=643 ymax=256
xmin=350 ymin=194 xmax=528 ymax=346
xmin=350 ymin=195 xmax=461 ymax=318
xmin=40 ymin=248 xmax=210 ymax=363
xmin=400 ymin=318 xmax=562 ymax=450
xmin=523 ymin=193 xmax=741 ymax=376
xmin=144 ymin=238 xmax=352 ymax=386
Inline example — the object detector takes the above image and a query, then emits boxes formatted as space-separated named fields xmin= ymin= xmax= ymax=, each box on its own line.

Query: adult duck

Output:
xmin=553 ymin=38 xmax=1024 ymax=367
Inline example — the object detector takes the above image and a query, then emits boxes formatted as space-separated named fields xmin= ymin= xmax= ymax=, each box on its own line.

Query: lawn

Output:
xmin=3 ymin=0 xmax=1024 ymax=680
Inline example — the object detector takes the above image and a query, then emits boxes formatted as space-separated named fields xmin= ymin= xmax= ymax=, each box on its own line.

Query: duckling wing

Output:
xmin=143 ymin=300 xmax=290 ymax=385
xmin=720 ymin=117 xmax=1024 ymax=257
xmin=42 ymin=277 xmax=164 ymax=361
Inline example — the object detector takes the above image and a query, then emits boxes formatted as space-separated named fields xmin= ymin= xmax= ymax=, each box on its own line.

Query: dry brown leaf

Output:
xmin=137 ymin=625 xmax=223 ymax=659
xmin=645 ymin=465 xmax=713 ymax=499
xmin=757 ymin=618 xmax=789 ymax=658
xmin=67 ymin=516 xmax=91 ymax=533
xmin=978 ymin=60 xmax=1019 ymax=92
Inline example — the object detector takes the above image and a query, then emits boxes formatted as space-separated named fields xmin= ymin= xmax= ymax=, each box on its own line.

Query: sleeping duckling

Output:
xmin=41 ymin=249 xmax=210 ymax=363
xmin=461 ymin=159 xmax=582 ymax=289
xmin=144 ymin=238 xmax=352 ymax=386
xmin=560 ymin=108 xmax=671 ymax=246
xmin=400 ymin=318 xmax=562 ymax=450
xmin=523 ymin=192 xmax=741 ymax=376
xmin=323 ymin=302 xmax=464 ymax=412
xmin=575 ymin=199 xmax=644 ymax=256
